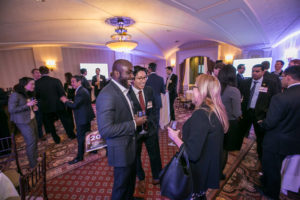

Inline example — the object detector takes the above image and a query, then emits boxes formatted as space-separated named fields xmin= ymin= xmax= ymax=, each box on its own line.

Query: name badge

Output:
xmin=100 ymin=79 xmax=103 ymax=82
xmin=147 ymin=101 xmax=153 ymax=109
xmin=259 ymin=87 xmax=268 ymax=93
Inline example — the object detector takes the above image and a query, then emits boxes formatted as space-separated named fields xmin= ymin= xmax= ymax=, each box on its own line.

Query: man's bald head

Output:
xmin=112 ymin=59 xmax=133 ymax=88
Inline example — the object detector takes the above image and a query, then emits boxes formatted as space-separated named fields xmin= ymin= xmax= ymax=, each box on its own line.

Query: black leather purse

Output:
xmin=159 ymin=145 xmax=193 ymax=200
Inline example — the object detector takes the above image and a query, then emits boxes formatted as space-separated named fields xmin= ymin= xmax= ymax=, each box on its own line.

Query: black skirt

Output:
xmin=223 ymin=120 xmax=243 ymax=151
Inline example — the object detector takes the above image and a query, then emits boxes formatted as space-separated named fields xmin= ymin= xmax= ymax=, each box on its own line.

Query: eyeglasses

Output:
xmin=136 ymin=76 xmax=147 ymax=81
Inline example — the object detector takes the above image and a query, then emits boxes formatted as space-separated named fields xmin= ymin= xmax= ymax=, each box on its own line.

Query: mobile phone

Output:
xmin=170 ymin=121 xmax=177 ymax=130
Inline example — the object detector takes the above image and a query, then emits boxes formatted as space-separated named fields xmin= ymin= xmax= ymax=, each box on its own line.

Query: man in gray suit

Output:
xmin=96 ymin=59 xmax=146 ymax=200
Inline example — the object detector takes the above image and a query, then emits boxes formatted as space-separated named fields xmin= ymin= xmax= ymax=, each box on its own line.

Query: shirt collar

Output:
xmin=132 ymin=85 xmax=142 ymax=95
xmin=288 ymin=82 xmax=300 ymax=88
xmin=253 ymin=76 xmax=263 ymax=83
xmin=111 ymin=79 xmax=129 ymax=94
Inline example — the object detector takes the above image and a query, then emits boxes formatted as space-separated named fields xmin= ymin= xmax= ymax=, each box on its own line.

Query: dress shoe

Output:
xmin=68 ymin=158 xmax=83 ymax=165
xmin=137 ymin=180 xmax=146 ymax=194
xmin=254 ymin=185 xmax=276 ymax=200
xmin=53 ymin=136 xmax=61 ymax=144
xmin=152 ymin=179 xmax=160 ymax=185
xmin=68 ymin=135 xmax=76 ymax=140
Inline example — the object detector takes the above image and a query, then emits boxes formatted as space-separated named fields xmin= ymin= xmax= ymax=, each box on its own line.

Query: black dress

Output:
xmin=182 ymin=107 xmax=224 ymax=192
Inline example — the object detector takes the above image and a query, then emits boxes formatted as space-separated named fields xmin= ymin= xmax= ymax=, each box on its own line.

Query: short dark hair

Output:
xmin=31 ymin=68 xmax=39 ymax=74
xmin=133 ymin=66 xmax=147 ymax=77
xmin=166 ymin=66 xmax=173 ymax=71
xmin=148 ymin=63 xmax=157 ymax=72
xmin=261 ymin=61 xmax=270 ymax=70
xmin=214 ymin=62 xmax=224 ymax=70
xmin=80 ymin=68 xmax=87 ymax=74
xmin=39 ymin=66 xmax=49 ymax=75
xmin=284 ymin=65 xmax=300 ymax=81
xmin=237 ymin=64 xmax=245 ymax=70
xmin=276 ymin=60 xmax=284 ymax=66
xmin=72 ymin=75 xmax=83 ymax=82
xmin=253 ymin=64 xmax=263 ymax=70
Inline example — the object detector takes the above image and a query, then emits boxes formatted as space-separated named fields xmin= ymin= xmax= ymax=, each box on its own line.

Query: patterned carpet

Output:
xmin=5 ymin=102 xmax=298 ymax=199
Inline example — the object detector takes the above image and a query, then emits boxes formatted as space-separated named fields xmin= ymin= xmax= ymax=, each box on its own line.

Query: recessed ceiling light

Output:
xmin=166 ymin=30 xmax=171 ymax=32
xmin=175 ymin=40 xmax=179 ymax=43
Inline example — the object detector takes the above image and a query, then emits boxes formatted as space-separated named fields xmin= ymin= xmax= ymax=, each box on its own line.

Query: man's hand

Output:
xmin=60 ymin=96 xmax=68 ymax=103
xmin=134 ymin=115 xmax=147 ymax=126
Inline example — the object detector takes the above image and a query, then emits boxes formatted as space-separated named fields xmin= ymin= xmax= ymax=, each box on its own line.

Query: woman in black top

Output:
xmin=64 ymin=72 xmax=75 ymax=101
xmin=168 ymin=74 xmax=229 ymax=200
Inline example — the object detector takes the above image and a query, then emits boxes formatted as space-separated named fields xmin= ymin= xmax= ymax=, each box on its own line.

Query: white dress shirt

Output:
xmin=249 ymin=77 xmax=263 ymax=109
xmin=132 ymin=86 xmax=145 ymax=106
xmin=111 ymin=79 xmax=136 ymax=128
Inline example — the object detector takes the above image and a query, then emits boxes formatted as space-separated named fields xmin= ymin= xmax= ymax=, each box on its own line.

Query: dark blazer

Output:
xmin=182 ymin=107 xmax=224 ymax=191
xmin=35 ymin=75 xmax=66 ymax=113
xmin=8 ymin=92 xmax=31 ymax=124
xmin=166 ymin=74 xmax=178 ymax=98
xmin=64 ymin=83 xmax=75 ymax=101
xmin=145 ymin=73 xmax=165 ymax=108
xmin=264 ymin=71 xmax=282 ymax=93
xmin=81 ymin=76 xmax=92 ymax=93
xmin=96 ymin=81 xmax=136 ymax=167
xmin=240 ymin=77 xmax=278 ymax=120
xmin=0 ymin=88 xmax=8 ymax=114
xmin=65 ymin=86 xmax=95 ymax=126
xmin=92 ymin=75 xmax=106 ymax=92
xmin=128 ymin=86 xmax=157 ymax=135
xmin=262 ymin=84 xmax=300 ymax=155
xmin=236 ymin=73 xmax=244 ymax=88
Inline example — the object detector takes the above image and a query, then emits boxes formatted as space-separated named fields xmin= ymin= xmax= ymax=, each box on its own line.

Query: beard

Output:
xmin=119 ymin=78 xmax=129 ymax=89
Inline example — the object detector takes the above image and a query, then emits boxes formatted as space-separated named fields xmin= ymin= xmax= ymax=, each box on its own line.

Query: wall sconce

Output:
xmin=46 ymin=60 xmax=56 ymax=71
xmin=225 ymin=54 xmax=233 ymax=64
xmin=170 ymin=59 xmax=176 ymax=66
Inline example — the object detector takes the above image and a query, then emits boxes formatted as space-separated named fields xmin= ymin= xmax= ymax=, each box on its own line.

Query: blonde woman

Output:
xmin=168 ymin=74 xmax=229 ymax=200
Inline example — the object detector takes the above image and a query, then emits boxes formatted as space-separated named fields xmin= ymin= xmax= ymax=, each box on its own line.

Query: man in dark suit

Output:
xmin=257 ymin=66 xmax=300 ymax=200
xmin=61 ymin=75 xmax=95 ymax=165
xmin=96 ymin=59 xmax=146 ymax=200
xmin=128 ymin=67 xmax=162 ymax=193
xmin=35 ymin=66 xmax=75 ymax=144
xmin=236 ymin=64 xmax=245 ymax=89
xmin=239 ymin=64 xmax=279 ymax=161
xmin=80 ymin=68 xmax=92 ymax=95
xmin=146 ymin=63 xmax=165 ymax=128
xmin=91 ymin=68 xmax=106 ymax=99
xmin=271 ymin=60 xmax=284 ymax=79
xmin=262 ymin=61 xmax=282 ymax=93
xmin=166 ymin=66 xmax=178 ymax=121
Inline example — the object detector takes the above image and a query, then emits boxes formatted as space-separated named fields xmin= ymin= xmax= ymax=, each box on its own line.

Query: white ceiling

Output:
xmin=0 ymin=0 xmax=299 ymax=58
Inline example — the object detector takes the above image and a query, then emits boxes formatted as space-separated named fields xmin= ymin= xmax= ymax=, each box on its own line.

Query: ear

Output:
xmin=114 ymin=70 xmax=120 ymax=78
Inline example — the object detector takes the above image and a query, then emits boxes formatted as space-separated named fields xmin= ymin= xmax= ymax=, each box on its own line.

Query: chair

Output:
xmin=0 ymin=133 xmax=23 ymax=188
xmin=19 ymin=152 xmax=47 ymax=200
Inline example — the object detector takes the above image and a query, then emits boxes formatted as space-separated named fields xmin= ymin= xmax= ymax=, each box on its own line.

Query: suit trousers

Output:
xmin=136 ymin=132 xmax=162 ymax=180
xmin=112 ymin=163 xmax=136 ymax=200
xmin=262 ymin=150 xmax=285 ymax=200
xmin=243 ymin=109 xmax=265 ymax=161
xmin=76 ymin=123 xmax=91 ymax=160
xmin=42 ymin=110 xmax=75 ymax=141
xmin=34 ymin=110 xmax=43 ymax=139
xmin=94 ymin=89 xmax=100 ymax=99
xmin=16 ymin=119 xmax=38 ymax=168
xmin=155 ymin=107 xmax=160 ymax=129
xmin=169 ymin=94 xmax=176 ymax=121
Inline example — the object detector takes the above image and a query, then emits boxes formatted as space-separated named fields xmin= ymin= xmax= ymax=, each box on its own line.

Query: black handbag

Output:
xmin=159 ymin=145 xmax=193 ymax=200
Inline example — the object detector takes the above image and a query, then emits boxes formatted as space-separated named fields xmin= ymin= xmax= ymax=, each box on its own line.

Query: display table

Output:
xmin=159 ymin=92 xmax=170 ymax=129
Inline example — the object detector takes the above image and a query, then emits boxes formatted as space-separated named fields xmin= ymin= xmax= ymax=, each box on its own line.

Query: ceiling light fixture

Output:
xmin=105 ymin=17 xmax=138 ymax=52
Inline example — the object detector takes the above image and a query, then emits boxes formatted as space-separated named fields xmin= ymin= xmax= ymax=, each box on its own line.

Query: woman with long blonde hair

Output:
xmin=168 ymin=74 xmax=228 ymax=200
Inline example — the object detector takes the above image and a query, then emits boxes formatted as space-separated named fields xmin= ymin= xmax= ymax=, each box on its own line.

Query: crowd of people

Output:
xmin=0 ymin=58 xmax=300 ymax=200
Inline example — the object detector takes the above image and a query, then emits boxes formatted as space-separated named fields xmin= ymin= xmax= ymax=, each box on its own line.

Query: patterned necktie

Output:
xmin=248 ymin=80 xmax=258 ymax=109
xmin=138 ymin=90 xmax=146 ymax=112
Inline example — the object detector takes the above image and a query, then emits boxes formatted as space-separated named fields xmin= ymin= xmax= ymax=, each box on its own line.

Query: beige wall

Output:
xmin=0 ymin=48 xmax=36 ymax=89
xmin=0 ymin=46 xmax=166 ymax=89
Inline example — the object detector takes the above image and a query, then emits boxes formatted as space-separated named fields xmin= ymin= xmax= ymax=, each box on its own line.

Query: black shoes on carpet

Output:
xmin=68 ymin=157 xmax=83 ymax=165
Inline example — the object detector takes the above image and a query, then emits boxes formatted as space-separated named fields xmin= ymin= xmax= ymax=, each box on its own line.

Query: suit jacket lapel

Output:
xmin=111 ymin=81 xmax=132 ymax=116
xmin=143 ymin=87 xmax=149 ymax=108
